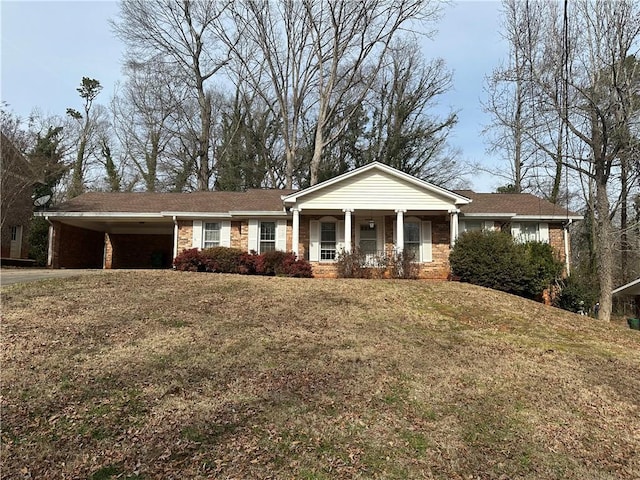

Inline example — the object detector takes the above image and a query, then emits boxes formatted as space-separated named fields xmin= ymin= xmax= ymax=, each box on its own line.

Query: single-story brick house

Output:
xmin=38 ymin=162 xmax=582 ymax=278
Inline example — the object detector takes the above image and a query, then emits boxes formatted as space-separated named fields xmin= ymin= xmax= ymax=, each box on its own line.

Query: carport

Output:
xmin=45 ymin=214 xmax=175 ymax=269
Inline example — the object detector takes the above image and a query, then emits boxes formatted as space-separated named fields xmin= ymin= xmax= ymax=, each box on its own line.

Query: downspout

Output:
xmin=563 ymin=219 xmax=573 ymax=276
xmin=44 ymin=216 xmax=54 ymax=268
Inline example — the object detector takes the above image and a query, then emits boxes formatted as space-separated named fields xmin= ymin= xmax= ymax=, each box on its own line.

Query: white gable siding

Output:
xmin=295 ymin=169 xmax=457 ymax=211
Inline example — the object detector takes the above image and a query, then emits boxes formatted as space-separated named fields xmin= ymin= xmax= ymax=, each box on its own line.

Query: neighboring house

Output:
xmin=38 ymin=162 xmax=582 ymax=278
xmin=1 ymin=131 xmax=33 ymax=260
xmin=612 ymin=278 xmax=640 ymax=318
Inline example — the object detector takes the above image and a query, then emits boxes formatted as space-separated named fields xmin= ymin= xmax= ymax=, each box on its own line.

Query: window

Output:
xmin=520 ymin=223 xmax=539 ymax=242
xmin=203 ymin=222 xmax=221 ymax=248
xmin=320 ymin=222 xmax=337 ymax=260
xmin=260 ymin=222 xmax=276 ymax=252
xmin=10 ymin=226 xmax=18 ymax=241
xmin=464 ymin=220 xmax=483 ymax=232
xmin=404 ymin=222 xmax=420 ymax=260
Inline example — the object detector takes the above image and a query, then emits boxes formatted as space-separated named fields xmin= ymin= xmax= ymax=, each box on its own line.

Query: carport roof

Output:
xmin=46 ymin=190 xmax=296 ymax=214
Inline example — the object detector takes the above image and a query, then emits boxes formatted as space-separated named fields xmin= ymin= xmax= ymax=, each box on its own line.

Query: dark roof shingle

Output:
xmin=49 ymin=189 xmax=296 ymax=213
xmin=455 ymin=191 xmax=581 ymax=217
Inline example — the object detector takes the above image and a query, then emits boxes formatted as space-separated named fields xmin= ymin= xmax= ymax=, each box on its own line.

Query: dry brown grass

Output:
xmin=1 ymin=271 xmax=639 ymax=479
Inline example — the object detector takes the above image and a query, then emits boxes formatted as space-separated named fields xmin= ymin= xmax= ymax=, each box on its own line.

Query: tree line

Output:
xmin=2 ymin=0 xmax=461 ymax=199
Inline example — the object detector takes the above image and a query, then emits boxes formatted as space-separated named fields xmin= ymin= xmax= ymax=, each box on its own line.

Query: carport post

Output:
xmin=173 ymin=216 xmax=179 ymax=262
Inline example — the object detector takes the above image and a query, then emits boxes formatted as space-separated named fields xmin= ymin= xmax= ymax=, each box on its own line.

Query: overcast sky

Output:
xmin=1 ymin=0 xmax=509 ymax=192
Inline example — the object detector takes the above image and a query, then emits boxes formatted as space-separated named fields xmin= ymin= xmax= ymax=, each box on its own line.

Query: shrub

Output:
xmin=201 ymin=246 xmax=244 ymax=273
xmin=282 ymin=253 xmax=314 ymax=277
xmin=553 ymin=274 xmax=598 ymax=314
xmin=253 ymin=250 xmax=313 ymax=277
xmin=173 ymin=248 xmax=207 ymax=272
xmin=28 ymin=216 xmax=50 ymax=267
xmin=238 ymin=251 xmax=258 ymax=275
xmin=389 ymin=249 xmax=420 ymax=279
xmin=449 ymin=230 xmax=563 ymax=300
xmin=255 ymin=250 xmax=290 ymax=275
xmin=335 ymin=249 xmax=370 ymax=278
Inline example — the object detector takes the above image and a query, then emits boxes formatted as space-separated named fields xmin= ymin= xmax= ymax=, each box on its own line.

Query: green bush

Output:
xmin=553 ymin=274 xmax=598 ymax=314
xmin=28 ymin=216 xmax=50 ymax=266
xmin=449 ymin=230 xmax=563 ymax=300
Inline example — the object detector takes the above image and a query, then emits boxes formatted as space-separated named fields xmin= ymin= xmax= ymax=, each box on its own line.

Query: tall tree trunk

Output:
xmin=595 ymin=171 xmax=613 ymax=321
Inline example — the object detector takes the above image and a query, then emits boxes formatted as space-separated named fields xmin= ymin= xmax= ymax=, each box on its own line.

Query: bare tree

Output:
xmin=364 ymin=40 xmax=460 ymax=185
xmin=66 ymin=77 xmax=103 ymax=198
xmin=112 ymin=0 xmax=233 ymax=190
xmin=227 ymin=0 xmax=442 ymax=187
xmin=112 ymin=60 xmax=185 ymax=191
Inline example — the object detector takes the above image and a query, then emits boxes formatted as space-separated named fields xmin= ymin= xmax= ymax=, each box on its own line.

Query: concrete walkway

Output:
xmin=0 ymin=268 xmax=105 ymax=286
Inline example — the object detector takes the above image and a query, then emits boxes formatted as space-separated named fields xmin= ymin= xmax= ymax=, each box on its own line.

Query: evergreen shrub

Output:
xmin=449 ymin=230 xmax=563 ymax=300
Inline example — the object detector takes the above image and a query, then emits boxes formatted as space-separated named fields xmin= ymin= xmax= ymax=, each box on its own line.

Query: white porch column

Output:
xmin=343 ymin=209 xmax=353 ymax=253
xmin=172 ymin=216 xmax=179 ymax=260
xmin=395 ymin=209 xmax=406 ymax=253
xmin=292 ymin=208 xmax=300 ymax=258
xmin=450 ymin=210 xmax=459 ymax=247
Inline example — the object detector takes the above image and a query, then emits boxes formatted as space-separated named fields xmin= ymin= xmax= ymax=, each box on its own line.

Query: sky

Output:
xmin=1 ymin=0 xmax=510 ymax=192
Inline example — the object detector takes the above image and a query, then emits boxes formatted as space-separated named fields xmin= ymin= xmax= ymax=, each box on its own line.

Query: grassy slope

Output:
xmin=1 ymin=271 xmax=639 ymax=480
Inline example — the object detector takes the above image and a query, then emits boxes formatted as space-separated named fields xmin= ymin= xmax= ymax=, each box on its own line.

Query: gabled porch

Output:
xmin=283 ymin=162 xmax=471 ymax=278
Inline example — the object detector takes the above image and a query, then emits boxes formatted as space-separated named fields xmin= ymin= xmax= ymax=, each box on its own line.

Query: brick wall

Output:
xmin=549 ymin=224 xmax=565 ymax=263
xmin=177 ymin=221 xmax=192 ymax=252
xmin=51 ymin=222 xmax=104 ymax=268
xmin=105 ymin=233 xmax=173 ymax=269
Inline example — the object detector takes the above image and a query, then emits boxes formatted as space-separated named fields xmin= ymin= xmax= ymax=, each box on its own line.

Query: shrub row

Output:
xmin=173 ymin=247 xmax=313 ymax=277
xmin=449 ymin=230 xmax=564 ymax=300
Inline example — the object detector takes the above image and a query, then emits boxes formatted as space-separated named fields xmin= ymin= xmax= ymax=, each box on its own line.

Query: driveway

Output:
xmin=0 ymin=268 xmax=105 ymax=286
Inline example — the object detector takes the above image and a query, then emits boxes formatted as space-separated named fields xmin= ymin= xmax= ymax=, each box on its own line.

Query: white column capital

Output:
xmin=342 ymin=208 xmax=354 ymax=213
xmin=394 ymin=209 xmax=407 ymax=214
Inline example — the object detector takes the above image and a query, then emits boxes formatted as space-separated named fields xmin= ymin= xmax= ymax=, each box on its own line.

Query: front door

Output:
xmin=10 ymin=225 xmax=22 ymax=258
xmin=359 ymin=223 xmax=377 ymax=255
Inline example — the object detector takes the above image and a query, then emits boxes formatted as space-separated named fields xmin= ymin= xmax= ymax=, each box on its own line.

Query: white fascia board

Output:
xmin=35 ymin=211 xmax=164 ymax=219
xmin=229 ymin=210 xmax=289 ymax=217
xmin=282 ymin=161 xmax=471 ymax=205
xmin=612 ymin=277 xmax=640 ymax=296
xmin=461 ymin=213 xmax=516 ymax=218
xmin=512 ymin=214 xmax=584 ymax=221
xmin=161 ymin=211 xmax=232 ymax=218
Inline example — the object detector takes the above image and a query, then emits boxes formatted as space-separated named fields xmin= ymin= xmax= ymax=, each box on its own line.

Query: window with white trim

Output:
xmin=320 ymin=222 xmax=337 ymax=260
xmin=403 ymin=222 xmax=420 ymax=260
xmin=520 ymin=222 xmax=539 ymax=242
xmin=463 ymin=220 xmax=483 ymax=232
xmin=203 ymin=222 xmax=221 ymax=248
xmin=260 ymin=221 xmax=276 ymax=252
xmin=10 ymin=226 xmax=18 ymax=241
